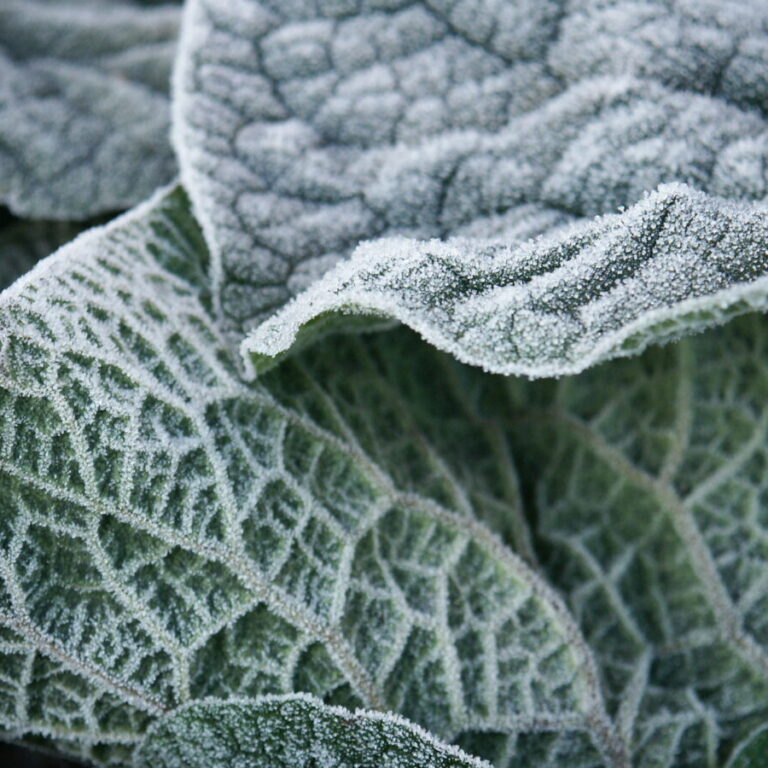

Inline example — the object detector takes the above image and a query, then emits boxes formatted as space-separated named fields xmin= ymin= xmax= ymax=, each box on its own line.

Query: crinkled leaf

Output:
xmin=174 ymin=0 xmax=768 ymax=341
xmin=494 ymin=317 xmax=768 ymax=766
xmin=278 ymin=322 xmax=768 ymax=766
xmin=0 ymin=188 xmax=618 ymax=767
xmin=136 ymin=694 xmax=491 ymax=768
xmin=0 ymin=0 xmax=179 ymax=219
xmin=5 ymin=184 xmax=768 ymax=767
xmin=245 ymin=184 xmax=768 ymax=377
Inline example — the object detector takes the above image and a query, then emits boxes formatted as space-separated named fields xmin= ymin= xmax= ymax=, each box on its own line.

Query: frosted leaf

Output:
xmin=0 ymin=625 xmax=151 ymax=767
xmin=288 ymin=323 xmax=768 ymax=766
xmin=136 ymin=694 xmax=491 ymax=768
xmin=5 ymin=181 xmax=768 ymax=765
xmin=497 ymin=316 xmax=768 ymax=766
xmin=0 ymin=0 xmax=179 ymax=220
xmin=244 ymin=184 xmax=768 ymax=377
xmin=174 ymin=0 xmax=768 ymax=340
xmin=0 ymin=188 xmax=619 ymax=766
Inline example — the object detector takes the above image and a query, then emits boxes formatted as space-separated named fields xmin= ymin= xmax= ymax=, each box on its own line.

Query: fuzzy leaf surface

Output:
xmin=136 ymin=694 xmax=491 ymax=768
xmin=245 ymin=184 xmax=768 ymax=377
xmin=498 ymin=320 xmax=768 ymax=766
xmin=727 ymin=727 xmax=768 ymax=768
xmin=0 ymin=188 xmax=616 ymax=766
xmin=0 ymin=0 xmax=179 ymax=219
xmin=278 ymin=322 xmax=768 ymax=766
xmin=174 ymin=0 xmax=768 ymax=340
xmin=5 ymin=186 xmax=768 ymax=767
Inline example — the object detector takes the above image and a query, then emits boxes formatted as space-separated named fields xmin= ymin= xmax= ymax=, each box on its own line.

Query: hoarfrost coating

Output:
xmin=2 ymin=1 xmax=768 ymax=767
xmin=174 ymin=0 xmax=768 ymax=343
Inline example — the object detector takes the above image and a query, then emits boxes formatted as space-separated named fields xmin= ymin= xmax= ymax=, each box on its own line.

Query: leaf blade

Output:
xmin=173 ymin=0 xmax=768 ymax=342
xmin=0 ymin=188 xmax=616 ymax=766
xmin=244 ymin=184 xmax=768 ymax=378
xmin=136 ymin=694 xmax=492 ymax=768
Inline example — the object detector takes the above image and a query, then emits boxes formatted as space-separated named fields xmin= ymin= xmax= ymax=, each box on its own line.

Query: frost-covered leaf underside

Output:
xmin=3 ymin=186 xmax=768 ymax=768
xmin=0 ymin=189 xmax=619 ymax=767
xmin=267 ymin=317 xmax=768 ymax=767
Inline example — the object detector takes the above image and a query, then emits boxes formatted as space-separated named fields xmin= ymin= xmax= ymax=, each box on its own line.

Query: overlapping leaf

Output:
xmin=3 ymin=170 xmax=768 ymax=768
xmin=0 ymin=188 xmax=620 ymax=767
xmin=0 ymin=0 xmax=179 ymax=219
xmin=244 ymin=184 xmax=768 ymax=377
xmin=136 ymin=694 xmax=491 ymax=768
xmin=174 ymin=0 xmax=768 ymax=341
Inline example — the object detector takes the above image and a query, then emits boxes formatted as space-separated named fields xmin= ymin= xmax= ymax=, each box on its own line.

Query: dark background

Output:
xmin=0 ymin=743 xmax=80 ymax=767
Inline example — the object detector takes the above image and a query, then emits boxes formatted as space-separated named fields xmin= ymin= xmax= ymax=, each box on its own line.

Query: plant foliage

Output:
xmin=1 ymin=2 xmax=768 ymax=767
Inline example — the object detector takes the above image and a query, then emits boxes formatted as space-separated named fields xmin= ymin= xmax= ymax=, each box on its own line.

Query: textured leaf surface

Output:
xmin=0 ymin=188 xmax=620 ymax=766
xmin=4 ymin=184 xmax=768 ymax=766
xmin=137 ymin=694 xmax=490 ymax=768
xmin=0 ymin=0 xmax=179 ymax=219
xmin=279 ymin=323 xmax=768 ymax=767
xmin=174 ymin=0 xmax=768 ymax=340
xmin=245 ymin=184 xmax=768 ymax=377
xmin=497 ymin=317 xmax=768 ymax=766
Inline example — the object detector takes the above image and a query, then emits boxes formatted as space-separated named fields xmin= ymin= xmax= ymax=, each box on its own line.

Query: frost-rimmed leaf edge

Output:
xmin=134 ymin=693 xmax=494 ymax=768
xmin=243 ymin=184 xmax=768 ymax=379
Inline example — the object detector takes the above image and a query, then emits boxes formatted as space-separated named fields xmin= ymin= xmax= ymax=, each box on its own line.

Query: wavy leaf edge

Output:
xmin=135 ymin=693 xmax=495 ymax=768
xmin=243 ymin=183 xmax=768 ymax=379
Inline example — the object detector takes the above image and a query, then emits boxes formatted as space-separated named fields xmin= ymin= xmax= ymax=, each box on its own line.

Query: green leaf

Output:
xmin=0 ymin=187 xmax=617 ymax=766
xmin=272 ymin=323 xmax=768 ymax=766
xmin=0 ymin=0 xmax=178 ymax=219
xmin=5 ymin=182 xmax=768 ymax=766
xmin=173 ymin=0 xmax=768 ymax=340
xmin=497 ymin=318 xmax=768 ymax=766
xmin=727 ymin=726 xmax=768 ymax=768
xmin=244 ymin=184 xmax=768 ymax=377
xmin=136 ymin=694 xmax=491 ymax=768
